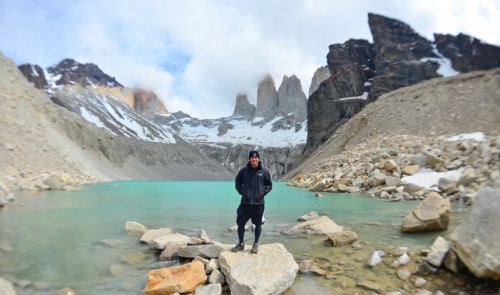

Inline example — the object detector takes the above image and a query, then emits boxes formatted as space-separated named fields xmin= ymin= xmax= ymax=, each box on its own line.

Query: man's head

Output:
xmin=248 ymin=150 xmax=260 ymax=168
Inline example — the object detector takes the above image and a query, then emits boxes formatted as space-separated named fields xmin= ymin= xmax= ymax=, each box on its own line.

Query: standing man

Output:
xmin=232 ymin=150 xmax=272 ymax=254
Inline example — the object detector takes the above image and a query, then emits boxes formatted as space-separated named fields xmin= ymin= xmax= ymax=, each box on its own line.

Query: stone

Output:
xmin=143 ymin=261 xmax=207 ymax=295
xmin=0 ymin=278 xmax=17 ymax=295
xmin=356 ymin=280 xmax=381 ymax=292
xmin=231 ymin=93 xmax=256 ymax=119
xmin=402 ymin=164 xmax=420 ymax=175
xmin=208 ymin=269 xmax=225 ymax=285
xmin=450 ymin=188 xmax=500 ymax=279
xmin=178 ymin=244 xmax=227 ymax=259
xmin=297 ymin=211 xmax=319 ymax=221
xmin=401 ymin=192 xmax=450 ymax=232
xmin=366 ymin=250 xmax=383 ymax=267
xmin=328 ymin=230 xmax=358 ymax=247
xmin=287 ymin=216 xmax=343 ymax=236
xmin=140 ymin=228 xmax=173 ymax=244
xmin=298 ymin=259 xmax=327 ymax=276
xmin=194 ymin=283 xmax=222 ymax=295
xmin=151 ymin=233 xmax=192 ymax=250
xmin=125 ymin=221 xmax=148 ymax=234
xmin=426 ymin=236 xmax=451 ymax=268
xmin=219 ymin=243 xmax=298 ymax=295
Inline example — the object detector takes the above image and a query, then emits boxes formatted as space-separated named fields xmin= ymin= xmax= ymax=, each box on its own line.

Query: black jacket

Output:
xmin=235 ymin=162 xmax=272 ymax=205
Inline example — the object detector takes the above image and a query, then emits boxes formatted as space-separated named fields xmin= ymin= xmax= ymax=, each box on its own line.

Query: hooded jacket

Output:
xmin=235 ymin=161 xmax=272 ymax=205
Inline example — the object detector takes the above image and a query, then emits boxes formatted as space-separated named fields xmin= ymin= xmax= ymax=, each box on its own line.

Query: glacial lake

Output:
xmin=0 ymin=181 xmax=465 ymax=294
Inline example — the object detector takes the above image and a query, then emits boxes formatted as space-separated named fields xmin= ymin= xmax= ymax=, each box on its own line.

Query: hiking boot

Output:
xmin=251 ymin=243 xmax=258 ymax=254
xmin=231 ymin=243 xmax=244 ymax=252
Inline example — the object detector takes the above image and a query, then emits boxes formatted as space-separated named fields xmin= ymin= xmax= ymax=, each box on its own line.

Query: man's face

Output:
xmin=249 ymin=155 xmax=260 ymax=167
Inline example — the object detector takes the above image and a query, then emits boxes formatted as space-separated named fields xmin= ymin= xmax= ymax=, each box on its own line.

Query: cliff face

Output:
xmin=255 ymin=74 xmax=279 ymax=120
xmin=302 ymin=13 xmax=500 ymax=161
xmin=277 ymin=75 xmax=307 ymax=123
xmin=232 ymin=93 xmax=256 ymax=119
xmin=434 ymin=33 xmax=500 ymax=72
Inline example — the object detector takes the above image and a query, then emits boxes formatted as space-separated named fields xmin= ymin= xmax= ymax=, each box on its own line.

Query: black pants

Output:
xmin=236 ymin=204 xmax=264 ymax=244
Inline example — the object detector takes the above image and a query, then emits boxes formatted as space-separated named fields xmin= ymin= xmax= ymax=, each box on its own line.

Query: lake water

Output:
xmin=0 ymin=181 xmax=465 ymax=294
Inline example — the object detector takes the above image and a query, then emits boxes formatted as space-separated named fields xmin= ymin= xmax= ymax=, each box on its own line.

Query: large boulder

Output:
xmin=286 ymin=215 xmax=343 ymax=236
xmin=219 ymin=243 xmax=298 ymax=295
xmin=450 ymin=188 xmax=500 ymax=279
xmin=143 ymin=260 xmax=207 ymax=295
xmin=401 ymin=192 xmax=450 ymax=232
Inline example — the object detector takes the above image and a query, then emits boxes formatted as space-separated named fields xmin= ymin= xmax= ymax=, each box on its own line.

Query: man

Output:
xmin=232 ymin=150 xmax=272 ymax=254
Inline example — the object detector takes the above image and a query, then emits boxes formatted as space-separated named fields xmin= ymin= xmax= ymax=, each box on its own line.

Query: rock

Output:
xmin=125 ymin=221 xmax=148 ymax=234
xmin=402 ymin=164 xmax=420 ymax=175
xmin=208 ymin=269 xmax=225 ymax=285
xmin=132 ymin=88 xmax=169 ymax=118
xmin=143 ymin=261 xmax=207 ymax=295
xmin=356 ymin=280 xmax=381 ymax=292
xmin=310 ymin=179 xmax=327 ymax=192
xmin=401 ymin=192 xmax=450 ymax=232
xmin=178 ymin=244 xmax=227 ymax=259
xmin=391 ymin=253 xmax=410 ymax=267
xmin=254 ymin=74 xmax=278 ymax=121
xmin=426 ymin=236 xmax=451 ymax=269
xmin=277 ymin=75 xmax=307 ymax=122
xmin=0 ymin=277 xmax=17 ymax=295
xmin=309 ymin=66 xmax=331 ymax=96
xmin=366 ymin=250 xmax=383 ymax=267
xmin=194 ymin=283 xmax=222 ymax=295
xmin=219 ymin=243 xmax=298 ymax=295
xmin=328 ymin=230 xmax=358 ymax=247
xmin=298 ymin=259 xmax=327 ymax=276
xmin=403 ymin=182 xmax=425 ymax=194
xmin=450 ymin=188 xmax=500 ymax=279
xmin=397 ymin=268 xmax=411 ymax=280
xmin=140 ymin=228 xmax=173 ymax=244
xmin=151 ymin=233 xmax=192 ymax=250
xmin=286 ymin=216 xmax=343 ymax=236
xmin=120 ymin=251 xmax=146 ymax=265
xmin=231 ymin=93 xmax=256 ymax=119
xmin=297 ymin=211 xmax=319 ymax=221
xmin=54 ymin=287 xmax=79 ymax=295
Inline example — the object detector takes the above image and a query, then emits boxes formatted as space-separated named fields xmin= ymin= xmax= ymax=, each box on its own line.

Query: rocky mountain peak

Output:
xmin=302 ymin=12 xmax=500 ymax=160
xmin=231 ymin=93 xmax=256 ymax=119
xmin=434 ymin=33 xmax=500 ymax=72
xmin=277 ymin=75 xmax=307 ymax=122
xmin=133 ymin=89 xmax=169 ymax=119
xmin=254 ymin=74 xmax=278 ymax=120
xmin=309 ymin=66 xmax=330 ymax=96
xmin=47 ymin=58 xmax=122 ymax=88
xmin=17 ymin=64 xmax=49 ymax=89
xmin=368 ymin=13 xmax=440 ymax=99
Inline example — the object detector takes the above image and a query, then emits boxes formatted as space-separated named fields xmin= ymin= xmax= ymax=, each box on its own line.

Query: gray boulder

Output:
xmin=219 ymin=243 xmax=298 ymax=295
xmin=450 ymin=188 xmax=500 ymax=279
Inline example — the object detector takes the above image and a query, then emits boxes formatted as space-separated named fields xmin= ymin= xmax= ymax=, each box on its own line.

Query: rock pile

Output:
xmin=128 ymin=221 xmax=299 ymax=295
xmin=288 ymin=134 xmax=500 ymax=205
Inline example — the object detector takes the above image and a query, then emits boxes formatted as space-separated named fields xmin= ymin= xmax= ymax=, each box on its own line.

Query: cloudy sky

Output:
xmin=1 ymin=0 xmax=499 ymax=118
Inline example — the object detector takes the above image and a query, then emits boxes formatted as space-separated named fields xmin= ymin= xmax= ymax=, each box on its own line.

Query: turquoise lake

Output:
xmin=0 ymin=181 xmax=464 ymax=294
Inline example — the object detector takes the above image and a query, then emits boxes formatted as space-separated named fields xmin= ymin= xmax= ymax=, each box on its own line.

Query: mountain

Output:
xmin=18 ymin=59 xmax=308 ymax=180
xmin=156 ymin=74 xmax=308 ymax=179
xmin=301 ymin=13 xmax=500 ymax=163
xmin=1 ymin=52 xmax=232 ymax=197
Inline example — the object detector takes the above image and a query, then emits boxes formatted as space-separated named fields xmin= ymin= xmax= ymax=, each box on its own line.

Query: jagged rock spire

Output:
xmin=277 ymin=75 xmax=307 ymax=122
xmin=254 ymin=74 xmax=278 ymax=120
xmin=309 ymin=66 xmax=330 ymax=96
xmin=231 ymin=93 xmax=256 ymax=119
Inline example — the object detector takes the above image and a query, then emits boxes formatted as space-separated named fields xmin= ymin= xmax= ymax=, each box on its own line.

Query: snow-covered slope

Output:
xmin=157 ymin=113 xmax=306 ymax=148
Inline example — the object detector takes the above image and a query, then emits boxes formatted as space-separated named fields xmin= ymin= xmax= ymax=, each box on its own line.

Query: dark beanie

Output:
xmin=248 ymin=150 xmax=260 ymax=159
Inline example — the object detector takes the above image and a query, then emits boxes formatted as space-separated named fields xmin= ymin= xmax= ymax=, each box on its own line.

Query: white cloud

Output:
xmin=1 ymin=0 xmax=498 ymax=118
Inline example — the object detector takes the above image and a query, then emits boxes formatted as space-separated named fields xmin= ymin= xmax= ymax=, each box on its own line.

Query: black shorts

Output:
xmin=236 ymin=204 xmax=265 ymax=227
